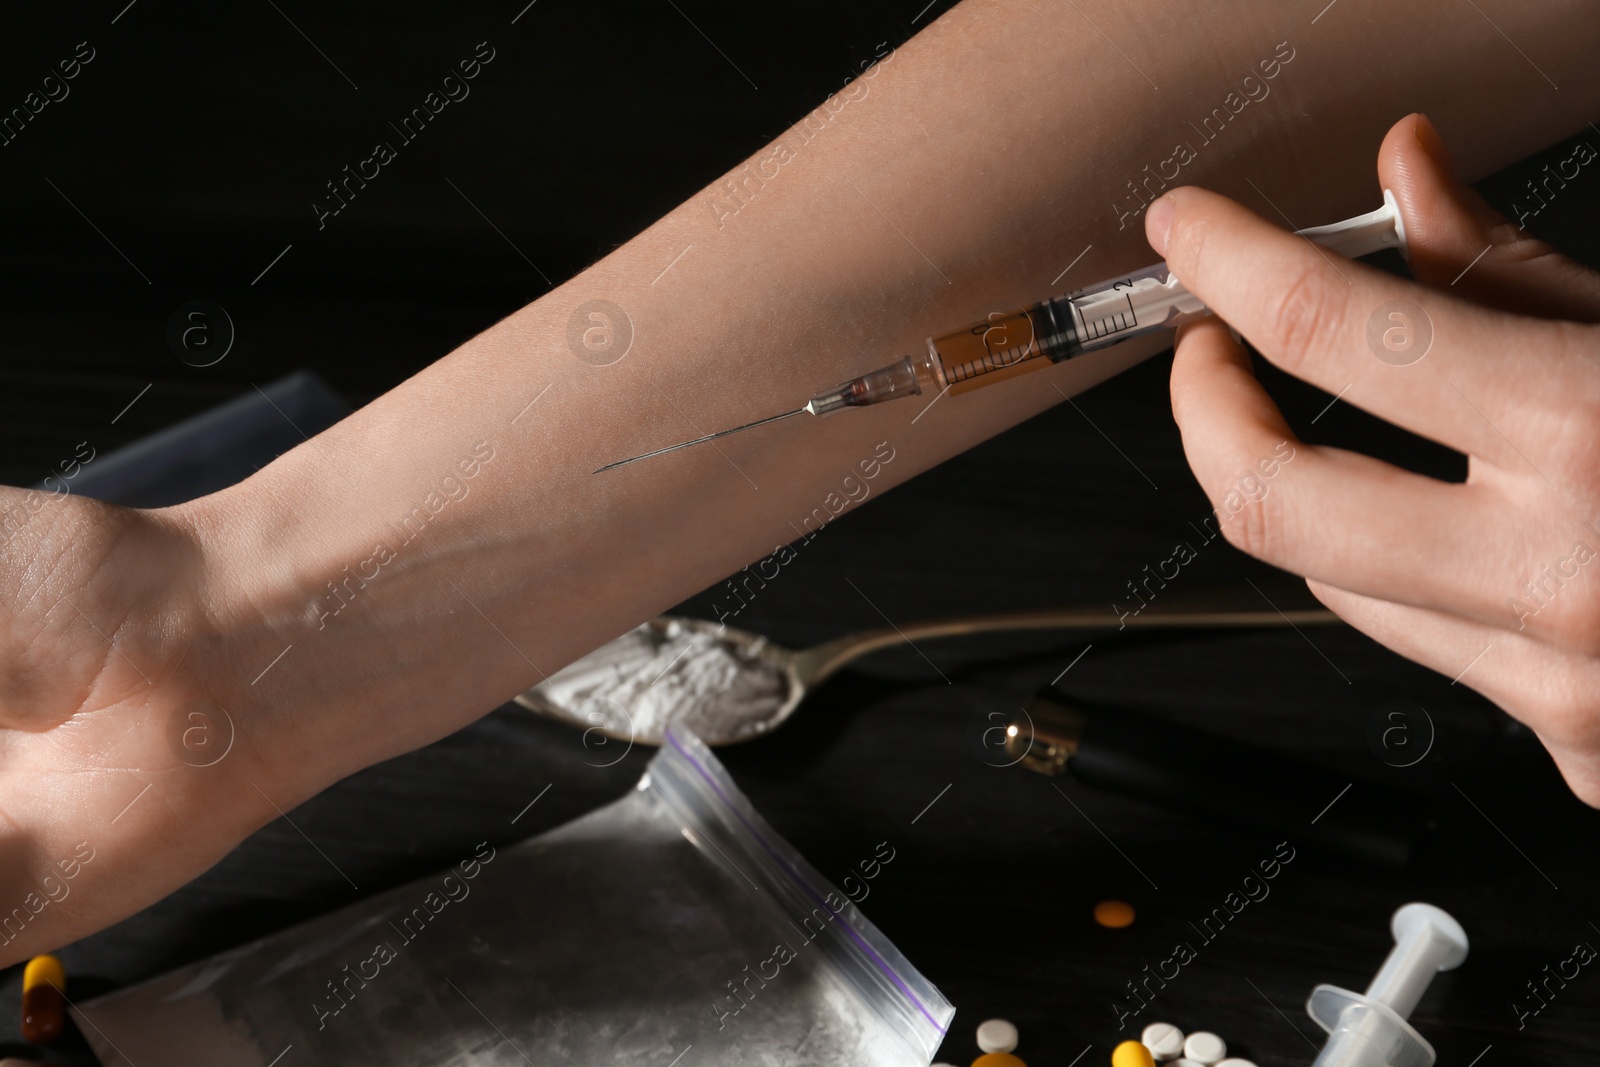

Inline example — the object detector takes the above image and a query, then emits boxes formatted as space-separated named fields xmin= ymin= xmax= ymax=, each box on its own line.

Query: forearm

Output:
xmin=192 ymin=0 xmax=1600 ymax=789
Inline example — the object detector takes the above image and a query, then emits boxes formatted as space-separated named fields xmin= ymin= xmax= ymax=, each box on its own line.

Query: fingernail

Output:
xmin=1412 ymin=113 xmax=1456 ymax=179
xmin=1145 ymin=194 xmax=1175 ymax=257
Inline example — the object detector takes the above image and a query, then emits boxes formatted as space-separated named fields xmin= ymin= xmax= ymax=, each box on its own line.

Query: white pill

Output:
xmin=1141 ymin=1022 xmax=1186 ymax=1061
xmin=976 ymin=1018 xmax=1019 ymax=1053
xmin=1171 ymin=1061 xmax=1205 ymax=1067
xmin=1183 ymin=1032 xmax=1227 ymax=1065
xmin=1216 ymin=1059 xmax=1257 ymax=1067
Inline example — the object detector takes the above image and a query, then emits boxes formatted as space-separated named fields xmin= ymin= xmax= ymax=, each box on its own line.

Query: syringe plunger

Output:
xmin=1307 ymin=903 xmax=1468 ymax=1067
xmin=1365 ymin=904 xmax=1469 ymax=1018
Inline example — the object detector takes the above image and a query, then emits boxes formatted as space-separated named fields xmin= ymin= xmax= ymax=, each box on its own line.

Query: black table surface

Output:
xmin=2 ymin=4 xmax=1598 ymax=1065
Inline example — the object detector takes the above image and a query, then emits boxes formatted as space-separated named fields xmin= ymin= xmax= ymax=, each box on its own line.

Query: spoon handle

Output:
xmin=790 ymin=604 xmax=1340 ymax=689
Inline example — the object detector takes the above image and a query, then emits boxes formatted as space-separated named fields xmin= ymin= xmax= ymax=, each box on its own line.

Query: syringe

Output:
xmin=1305 ymin=902 xmax=1468 ymax=1067
xmin=596 ymin=192 xmax=1408 ymax=473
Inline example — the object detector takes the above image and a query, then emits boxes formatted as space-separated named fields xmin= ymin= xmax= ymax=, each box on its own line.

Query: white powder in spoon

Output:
xmin=533 ymin=620 xmax=792 ymax=743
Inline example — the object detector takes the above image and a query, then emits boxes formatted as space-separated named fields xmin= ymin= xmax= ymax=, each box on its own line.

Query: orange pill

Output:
xmin=1112 ymin=1039 xmax=1157 ymax=1067
xmin=21 ymin=954 xmax=66 ymax=1045
xmin=1094 ymin=899 xmax=1136 ymax=928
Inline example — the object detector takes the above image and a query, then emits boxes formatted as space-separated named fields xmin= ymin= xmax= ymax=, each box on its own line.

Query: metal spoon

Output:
xmin=513 ymin=599 xmax=1338 ymax=746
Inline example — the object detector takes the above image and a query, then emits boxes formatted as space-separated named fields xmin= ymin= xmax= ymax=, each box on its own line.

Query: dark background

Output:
xmin=2 ymin=2 xmax=1598 ymax=1065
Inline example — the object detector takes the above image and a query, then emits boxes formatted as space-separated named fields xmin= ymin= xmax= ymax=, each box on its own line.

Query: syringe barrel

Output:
xmin=1038 ymin=261 xmax=1211 ymax=357
xmin=1307 ymin=987 xmax=1436 ymax=1067
xmin=924 ymin=262 xmax=1208 ymax=397
xmin=926 ymin=307 xmax=1055 ymax=396
xmin=1309 ymin=1004 xmax=1434 ymax=1067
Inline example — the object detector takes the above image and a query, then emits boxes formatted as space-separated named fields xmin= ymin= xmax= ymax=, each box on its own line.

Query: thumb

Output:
xmin=1379 ymin=112 xmax=1600 ymax=322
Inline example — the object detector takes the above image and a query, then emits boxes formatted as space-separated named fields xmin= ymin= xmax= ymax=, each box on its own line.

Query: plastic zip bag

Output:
xmin=76 ymin=729 xmax=953 ymax=1065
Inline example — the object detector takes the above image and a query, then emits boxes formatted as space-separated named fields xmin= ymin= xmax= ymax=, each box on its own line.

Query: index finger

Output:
xmin=1144 ymin=186 xmax=1579 ymax=470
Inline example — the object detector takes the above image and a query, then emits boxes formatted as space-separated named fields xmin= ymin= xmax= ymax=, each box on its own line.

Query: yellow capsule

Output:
xmin=972 ymin=1056 xmax=1027 ymax=1067
xmin=1112 ymin=1039 xmax=1157 ymax=1067
xmin=21 ymin=954 xmax=66 ymax=1045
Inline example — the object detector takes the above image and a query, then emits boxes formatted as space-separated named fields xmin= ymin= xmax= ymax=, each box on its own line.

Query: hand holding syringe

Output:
xmin=596 ymin=192 xmax=1407 ymax=472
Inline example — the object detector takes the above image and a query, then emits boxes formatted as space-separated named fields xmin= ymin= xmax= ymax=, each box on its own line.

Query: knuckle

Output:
xmin=1545 ymin=732 xmax=1600 ymax=810
xmin=1262 ymin=261 xmax=1349 ymax=374
xmin=1485 ymin=219 xmax=1570 ymax=271
xmin=1544 ymin=333 xmax=1600 ymax=484
xmin=1523 ymin=700 xmax=1600 ymax=777
xmin=1515 ymin=682 xmax=1572 ymax=737
xmin=1509 ymin=662 xmax=1600 ymax=806
xmin=1521 ymin=671 xmax=1600 ymax=751
xmin=1568 ymin=775 xmax=1600 ymax=810
xmin=1549 ymin=404 xmax=1600 ymax=455
xmin=1545 ymin=595 xmax=1600 ymax=659
xmin=1216 ymin=492 xmax=1281 ymax=561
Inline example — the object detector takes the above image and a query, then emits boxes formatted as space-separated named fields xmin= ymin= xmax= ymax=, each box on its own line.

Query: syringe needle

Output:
xmin=593 ymin=407 xmax=807 ymax=473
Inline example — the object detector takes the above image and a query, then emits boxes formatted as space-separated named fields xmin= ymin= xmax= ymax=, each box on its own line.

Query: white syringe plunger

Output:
xmin=1293 ymin=188 xmax=1409 ymax=262
xmin=1365 ymin=903 xmax=1469 ymax=1018
xmin=1306 ymin=903 xmax=1468 ymax=1067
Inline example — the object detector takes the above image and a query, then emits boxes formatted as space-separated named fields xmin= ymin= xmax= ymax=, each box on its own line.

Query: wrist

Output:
xmin=168 ymin=483 xmax=378 ymax=804
xmin=175 ymin=428 xmax=527 ymax=789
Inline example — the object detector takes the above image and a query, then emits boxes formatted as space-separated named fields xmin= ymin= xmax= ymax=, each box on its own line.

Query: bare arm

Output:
xmin=218 ymin=0 xmax=1600 ymax=768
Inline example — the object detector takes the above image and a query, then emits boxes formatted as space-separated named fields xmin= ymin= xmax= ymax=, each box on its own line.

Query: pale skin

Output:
xmin=1154 ymin=113 xmax=1600 ymax=803
xmin=0 ymin=0 xmax=1596 ymax=962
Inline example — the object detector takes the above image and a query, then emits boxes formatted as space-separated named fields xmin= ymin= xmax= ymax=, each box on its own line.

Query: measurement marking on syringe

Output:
xmin=1075 ymin=293 xmax=1139 ymax=340
xmin=947 ymin=342 xmax=1037 ymax=382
